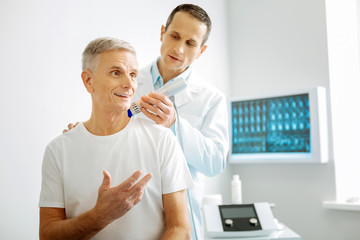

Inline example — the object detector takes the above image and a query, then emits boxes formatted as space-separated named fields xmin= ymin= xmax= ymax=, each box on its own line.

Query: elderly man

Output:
xmin=39 ymin=37 xmax=192 ymax=240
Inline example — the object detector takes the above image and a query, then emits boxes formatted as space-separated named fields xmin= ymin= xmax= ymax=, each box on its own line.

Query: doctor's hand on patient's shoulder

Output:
xmin=92 ymin=170 xmax=153 ymax=225
xmin=62 ymin=122 xmax=80 ymax=133
xmin=140 ymin=92 xmax=176 ymax=128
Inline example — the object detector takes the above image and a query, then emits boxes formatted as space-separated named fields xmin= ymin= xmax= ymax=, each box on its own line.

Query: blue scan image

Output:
xmin=231 ymin=94 xmax=310 ymax=154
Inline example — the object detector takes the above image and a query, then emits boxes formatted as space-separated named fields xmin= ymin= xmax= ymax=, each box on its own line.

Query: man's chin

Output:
xmin=111 ymin=105 xmax=131 ymax=114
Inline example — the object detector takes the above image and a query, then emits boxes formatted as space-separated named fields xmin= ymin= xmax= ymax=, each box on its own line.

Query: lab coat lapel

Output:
xmin=174 ymin=76 xmax=193 ymax=108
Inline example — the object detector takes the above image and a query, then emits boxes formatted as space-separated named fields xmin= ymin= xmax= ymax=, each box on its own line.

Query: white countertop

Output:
xmin=205 ymin=224 xmax=301 ymax=240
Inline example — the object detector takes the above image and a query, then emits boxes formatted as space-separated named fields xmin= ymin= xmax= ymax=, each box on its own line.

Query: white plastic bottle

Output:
xmin=231 ymin=174 xmax=242 ymax=204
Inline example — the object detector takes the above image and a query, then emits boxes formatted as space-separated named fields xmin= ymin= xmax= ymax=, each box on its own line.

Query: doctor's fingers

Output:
xmin=147 ymin=92 xmax=173 ymax=104
xmin=141 ymin=94 xmax=173 ymax=108
xmin=141 ymin=107 xmax=163 ymax=125
xmin=62 ymin=122 xmax=80 ymax=133
xmin=140 ymin=100 xmax=170 ymax=117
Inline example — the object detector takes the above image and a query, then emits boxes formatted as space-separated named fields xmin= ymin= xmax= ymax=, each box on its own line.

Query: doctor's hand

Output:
xmin=92 ymin=170 xmax=153 ymax=226
xmin=140 ymin=92 xmax=176 ymax=128
xmin=62 ymin=122 xmax=80 ymax=133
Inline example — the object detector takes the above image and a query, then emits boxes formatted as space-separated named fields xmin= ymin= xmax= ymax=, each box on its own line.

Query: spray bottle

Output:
xmin=231 ymin=174 xmax=242 ymax=204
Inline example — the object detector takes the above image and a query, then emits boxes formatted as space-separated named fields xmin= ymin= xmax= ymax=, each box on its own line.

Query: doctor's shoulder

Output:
xmin=185 ymin=74 xmax=226 ymax=110
xmin=188 ymin=72 xmax=225 ymax=99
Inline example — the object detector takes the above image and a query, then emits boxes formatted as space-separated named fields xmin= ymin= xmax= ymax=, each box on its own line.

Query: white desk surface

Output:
xmin=205 ymin=225 xmax=301 ymax=240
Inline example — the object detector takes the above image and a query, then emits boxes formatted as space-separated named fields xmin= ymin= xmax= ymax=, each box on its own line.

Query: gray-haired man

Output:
xmin=39 ymin=37 xmax=192 ymax=240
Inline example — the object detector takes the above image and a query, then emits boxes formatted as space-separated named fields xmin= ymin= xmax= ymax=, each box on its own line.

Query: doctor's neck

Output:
xmin=157 ymin=59 xmax=188 ymax=84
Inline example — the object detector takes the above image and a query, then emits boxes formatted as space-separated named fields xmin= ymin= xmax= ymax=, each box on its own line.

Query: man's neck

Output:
xmin=84 ymin=109 xmax=130 ymax=136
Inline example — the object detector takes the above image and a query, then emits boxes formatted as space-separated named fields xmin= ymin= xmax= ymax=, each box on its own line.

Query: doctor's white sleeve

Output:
xmin=176 ymin=92 xmax=229 ymax=177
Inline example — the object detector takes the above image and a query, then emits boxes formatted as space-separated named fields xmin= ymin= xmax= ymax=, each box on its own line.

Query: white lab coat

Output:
xmin=134 ymin=63 xmax=229 ymax=239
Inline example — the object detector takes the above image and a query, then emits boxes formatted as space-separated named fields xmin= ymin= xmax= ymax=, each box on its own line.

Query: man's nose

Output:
xmin=173 ymin=42 xmax=185 ymax=54
xmin=122 ymin=75 xmax=134 ymax=88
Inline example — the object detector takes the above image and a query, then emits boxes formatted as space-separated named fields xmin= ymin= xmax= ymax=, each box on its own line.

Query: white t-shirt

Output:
xmin=39 ymin=117 xmax=193 ymax=240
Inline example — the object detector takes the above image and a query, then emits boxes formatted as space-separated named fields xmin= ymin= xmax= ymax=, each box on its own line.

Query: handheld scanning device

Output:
xmin=127 ymin=77 xmax=187 ymax=117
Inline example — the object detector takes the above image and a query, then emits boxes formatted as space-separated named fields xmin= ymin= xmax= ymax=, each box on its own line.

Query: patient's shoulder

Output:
xmin=131 ymin=117 xmax=174 ymax=138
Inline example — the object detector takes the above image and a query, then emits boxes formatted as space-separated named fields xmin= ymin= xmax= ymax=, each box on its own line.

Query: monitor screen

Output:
xmin=220 ymin=206 xmax=257 ymax=218
xmin=231 ymin=94 xmax=310 ymax=154
xmin=229 ymin=87 xmax=328 ymax=163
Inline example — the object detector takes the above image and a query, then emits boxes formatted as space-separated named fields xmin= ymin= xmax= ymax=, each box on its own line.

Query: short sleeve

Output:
xmin=159 ymin=132 xmax=193 ymax=194
xmin=38 ymin=145 xmax=65 ymax=208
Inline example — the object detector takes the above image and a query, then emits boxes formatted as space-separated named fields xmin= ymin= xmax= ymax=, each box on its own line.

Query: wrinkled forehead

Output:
xmin=96 ymin=49 xmax=138 ymax=71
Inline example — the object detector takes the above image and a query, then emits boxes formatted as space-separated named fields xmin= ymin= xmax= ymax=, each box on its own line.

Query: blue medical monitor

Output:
xmin=229 ymin=87 xmax=328 ymax=163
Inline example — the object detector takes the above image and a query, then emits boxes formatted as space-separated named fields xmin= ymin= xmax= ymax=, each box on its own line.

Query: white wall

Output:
xmin=0 ymin=0 xmax=229 ymax=239
xmin=326 ymin=0 xmax=360 ymax=202
xmin=224 ymin=0 xmax=360 ymax=240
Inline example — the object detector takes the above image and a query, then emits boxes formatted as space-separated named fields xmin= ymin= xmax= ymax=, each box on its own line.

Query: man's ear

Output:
xmin=197 ymin=44 xmax=208 ymax=59
xmin=81 ymin=70 xmax=94 ymax=93
xmin=160 ymin=25 xmax=166 ymax=42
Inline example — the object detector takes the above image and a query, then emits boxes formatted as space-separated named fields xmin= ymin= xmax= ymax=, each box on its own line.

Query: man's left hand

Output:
xmin=140 ymin=92 xmax=176 ymax=128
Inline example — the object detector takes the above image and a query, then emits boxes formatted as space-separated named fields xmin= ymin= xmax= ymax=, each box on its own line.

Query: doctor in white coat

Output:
xmin=134 ymin=4 xmax=229 ymax=239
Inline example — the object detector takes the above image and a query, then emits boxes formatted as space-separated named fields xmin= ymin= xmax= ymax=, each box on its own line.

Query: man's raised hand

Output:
xmin=92 ymin=170 xmax=153 ymax=226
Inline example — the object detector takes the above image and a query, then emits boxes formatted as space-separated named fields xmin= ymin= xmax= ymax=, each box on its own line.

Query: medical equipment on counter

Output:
xmin=127 ymin=77 xmax=187 ymax=117
xmin=203 ymin=202 xmax=277 ymax=238
xmin=231 ymin=175 xmax=242 ymax=204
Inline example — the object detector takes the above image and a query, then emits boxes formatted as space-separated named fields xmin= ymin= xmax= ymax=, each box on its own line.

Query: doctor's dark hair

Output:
xmin=165 ymin=4 xmax=212 ymax=45
xmin=82 ymin=37 xmax=136 ymax=71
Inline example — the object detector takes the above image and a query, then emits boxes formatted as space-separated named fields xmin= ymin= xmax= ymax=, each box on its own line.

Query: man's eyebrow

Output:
xmin=110 ymin=65 xmax=138 ymax=73
xmin=109 ymin=66 xmax=123 ymax=70
xmin=170 ymin=30 xmax=180 ymax=35
xmin=170 ymin=31 xmax=198 ymax=43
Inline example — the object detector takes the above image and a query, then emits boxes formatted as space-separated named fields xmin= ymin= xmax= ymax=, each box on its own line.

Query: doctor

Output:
xmin=135 ymin=4 xmax=229 ymax=239
xmin=64 ymin=4 xmax=228 ymax=239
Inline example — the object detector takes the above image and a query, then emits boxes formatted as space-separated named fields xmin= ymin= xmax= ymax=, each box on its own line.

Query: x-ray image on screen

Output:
xmin=231 ymin=94 xmax=311 ymax=154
